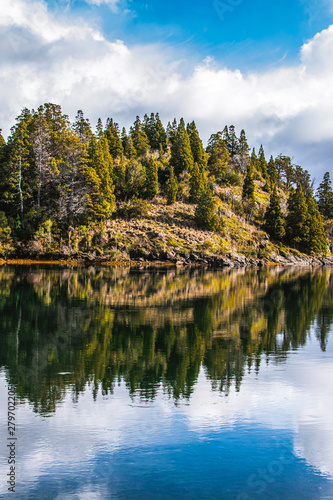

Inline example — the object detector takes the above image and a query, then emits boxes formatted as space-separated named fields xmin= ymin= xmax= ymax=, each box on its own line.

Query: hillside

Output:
xmin=1 ymin=104 xmax=333 ymax=267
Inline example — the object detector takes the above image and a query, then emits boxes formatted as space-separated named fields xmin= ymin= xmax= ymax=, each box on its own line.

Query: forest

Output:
xmin=0 ymin=103 xmax=332 ymax=259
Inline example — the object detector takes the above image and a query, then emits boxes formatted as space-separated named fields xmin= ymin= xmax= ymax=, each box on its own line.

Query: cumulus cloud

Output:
xmin=0 ymin=0 xmax=333 ymax=179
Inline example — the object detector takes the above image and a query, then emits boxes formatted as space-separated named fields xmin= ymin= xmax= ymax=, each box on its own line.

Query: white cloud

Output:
xmin=1 ymin=0 xmax=333 ymax=180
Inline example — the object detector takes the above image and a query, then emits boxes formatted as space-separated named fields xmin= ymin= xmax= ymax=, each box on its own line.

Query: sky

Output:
xmin=1 ymin=0 xmax=333 ymax=181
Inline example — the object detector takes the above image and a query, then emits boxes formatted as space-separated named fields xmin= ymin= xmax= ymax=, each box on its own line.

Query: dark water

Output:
xmin=0 ymin=265 xmax=333 ymax=499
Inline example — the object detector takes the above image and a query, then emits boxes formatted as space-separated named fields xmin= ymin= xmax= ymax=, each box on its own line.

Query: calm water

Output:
xmin=0 ymin=265 xmax=333 ymax=499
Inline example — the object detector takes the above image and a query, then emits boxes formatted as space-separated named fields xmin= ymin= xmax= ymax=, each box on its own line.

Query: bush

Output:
xmin=117 ymin=197 xmax=148 ymax=219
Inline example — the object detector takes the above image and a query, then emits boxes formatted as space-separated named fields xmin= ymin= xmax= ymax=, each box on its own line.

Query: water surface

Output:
xmin=0 ymin=266 xmax=333 ymax=499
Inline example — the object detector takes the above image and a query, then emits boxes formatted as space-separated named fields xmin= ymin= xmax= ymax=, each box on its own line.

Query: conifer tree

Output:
xmin=238 ymin=129 xmax=250 ymax=157
xmin=222 ymin=126 xmax=230 ymax=152
xmin=317 ymin=172 xmax=333 ymax=219
xmin=189 ymin=162 xmax=205 ymax=203
xmin=166 ymin=118 xmax=178 ymax=144
xmin=305 ymin=191 xmax=327 ymax=254
xmin=267 ymin=155 xmax=278 ymax=186
xmin=263 ymin=187 xmax=285 ymax=240
xmin=258 ymin=145 xmax=269 ymax=185
xmin=285 ymin=185 xmax=308 ymax=250
xmin=206 ymin=132 xmax=230 ymax=185
xmin=166 ymin=166 xmax=178 ymax=204
xmin=105 ymin=118 xmax=124 ymax=159
xmin=96 ymin=118 xmax=104 ymax=138
xmin=195 ymin=183 xmax=219 ymax=231
xmin=187 ymin=121 xmax=206 ymax=171
xmin=85 ymin=136 xmax=115 ymax=220
xmin=129 ymin=116 xmax=149 ymax=157
xmin=145 ymin=157 xmax=158 ymax=199
xmin=242 ymin=164 xmax=255 ymax=201
xmin=170 ymin=118 xmax=194 ymax=177
xmin=228 ymin=125 xmax=239 ymax=157
xmin=31 ymin=113 xmax=52 ymax=217
xmin=74 ymin=110 xmax=93 ymax=144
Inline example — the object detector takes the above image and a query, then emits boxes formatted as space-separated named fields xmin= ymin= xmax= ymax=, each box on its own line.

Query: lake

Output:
xmin=0 ymin=265 xmax=333 ymax=499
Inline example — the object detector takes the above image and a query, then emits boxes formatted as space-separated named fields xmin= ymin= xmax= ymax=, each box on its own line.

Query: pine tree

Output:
xmin=238 ymin=129 xmax=250 ymax=157
xmin=166 ymin=166 xmax=178 ymax=204
xmin=105 ymin=118 xmax=124 ymax=159
xmin=228 ymin=125 xmax=239 ymax=157
xmin=242 ymin=164 xmax=255 ymax=201
xmin=267 ymin=155 xmax=278 ymax=186
xmin=206 ymin=132 xmax=230 ymax=185
xmin=145 ymin=157 xmax=158 ymax=200
xmin=195 ymin=183 xmax=219 ymax=231
xmin=187 ymin=121 xmax=206 ymax=171
xmin=74 ymin=110 xmax=93 ymax=144
xmin=263 ymin=187 xmax=285 ymax=240
xmin=85 ymin=136 xmax=115 ymax=220
xmin=285 ymin=185 xmax=308 ymax=250
xmin=166 ymin=118 xmax=177 ymax=144
xmin=317 ymin=172 xmax=333 ymax=219
xmin=96 ymin=118 xmax=104 ymax=138
xmin=170 ymin=118 xmax=194 ymax=177
xmin=189 ymin=162 xmax=205 ymax=203
xmin=305 ymin=191 xmax=327 ymax=254
xmin=258 ymin=145 xmax=269 ymax=185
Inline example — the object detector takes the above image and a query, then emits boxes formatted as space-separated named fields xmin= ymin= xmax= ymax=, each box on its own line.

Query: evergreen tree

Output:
xmin=267 ymin=155 xmax=277 ymax=186
xmin=105 ymin=118 xmax=124 ymax=159
xmin=170 ymin=118 xmax=194 ymax=177
xmin=285 ymin=185 xmax=308 ymax=250
xmin=189 ymin=162 xmax=205 ymax=203
xmin=263 ymin=187 xmax=285 ymax=240
xmin=238 ymin=129 xmax=250 ymax=157
xmin=85 ymin=137 xmax=115 ymax=220
xmin=195 ymin=183 xmax=219 ymax=231
xmin=166 ymin=166 xmax=178 ymax=204
xmin=206 ymin=132 xmax=230 ymax=185
xmin=228 ymin=125 xmax=239 ymax=157
xmin=222 ymin=126 xmax=230 ymax=152
xmin=293 ymin=165 xmax=311 ymax=194
xmin=305 ymin=191 xmax=327 ymax=254
xmin=187 ymin=121 xmax=206 ymax=171
xmin=96 ymin=118 xmax=104 ymax=138
xmin=145 ymin=157 xmax=158 ymax=199
xmin=166 ymin=118 xmax=177 ymax=144
xmin=4 ymin=108 xmax=34 ymax=230
xmin=258 ymin=145 xmax=269 ymax=184
xmin=73 ymin=110 xmax=93 ymax=144
xmin=317 ymin=172 xmax=333 ymax=219
xmin=129 ymin=116 xmax=149 ymax=157
xmin=242 ymin=164 xmax=255 ymax=201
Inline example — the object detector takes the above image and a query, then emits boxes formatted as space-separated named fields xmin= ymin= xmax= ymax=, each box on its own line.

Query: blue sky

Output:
xmin=50 ymin=0 xmax=333 ymax=69
xmin=1 ymin=0 xmax=333 ymax=179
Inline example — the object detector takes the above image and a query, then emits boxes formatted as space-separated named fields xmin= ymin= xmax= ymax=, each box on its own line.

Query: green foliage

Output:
xmin=187 ymin=121 xmax=206 ymax=171
xmin=0 ymin=211 xmax=14 ymax=255
xmin=124 ymin=159 xmax=146 ymax=199
xmin=189 ymin=162 xmax=205 ymax=203
xmin=105 ymin=118 xmax=124 ymax=159
xmin=263 ymin=187 xmax=285 ymax=240
xmin=195 ymin=184 xmax=220 ymax=231
xmin=206 ymin=132 xmax=230 ymax=186
xmin=144 ymin=157 xmax=158 ymax=200
xmin=317 ymin=172 xmax=333 ymax=219
xmin=267 ymin=155 xmax=277 ymax=186
xmin=129 ymin=116 xmax=149 ymax=157
xmin=304 ymin=191 xmax=327 ymax=254
xmin=242 ymin=164 xmax=255 ymax=201
xmin=285 ymin=185 xmax=309 ymax=251
xmin=118 ymin=196 xmax=148 ymax=219
xmin=170 ymin=118 xmax=194 ymax=177
xmin=166 ymin=166 xmax=178 ymax=204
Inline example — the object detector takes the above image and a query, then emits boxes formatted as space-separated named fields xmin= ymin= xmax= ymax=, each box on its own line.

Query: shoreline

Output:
xmin=1 ymin=252 xmax=333 ymax=269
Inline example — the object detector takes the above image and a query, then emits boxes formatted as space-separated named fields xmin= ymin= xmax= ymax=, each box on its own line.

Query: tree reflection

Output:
xmin=0 ymin=265 xmax=332 ymax=413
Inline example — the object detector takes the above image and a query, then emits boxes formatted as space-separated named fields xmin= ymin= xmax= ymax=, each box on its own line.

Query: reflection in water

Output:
xmin=0 ymin=266 xmax=332 ymax=413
